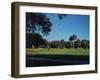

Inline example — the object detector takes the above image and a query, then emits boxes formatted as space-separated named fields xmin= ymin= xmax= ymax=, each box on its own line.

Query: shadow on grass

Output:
xmin=26 ymin=54 xmax=89 ymax=67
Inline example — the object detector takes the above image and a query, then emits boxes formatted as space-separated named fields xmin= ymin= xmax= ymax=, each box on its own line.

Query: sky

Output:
xmin=43 ymin=13 xmax=89 ymax=42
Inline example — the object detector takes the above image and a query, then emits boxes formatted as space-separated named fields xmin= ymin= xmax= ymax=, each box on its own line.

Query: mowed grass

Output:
xmin=26 ymin=48 xmax=89 ymax=56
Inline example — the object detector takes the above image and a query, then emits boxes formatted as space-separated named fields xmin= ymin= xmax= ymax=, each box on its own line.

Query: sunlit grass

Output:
xmin=26 ymin=48 xmax=89 ymax=56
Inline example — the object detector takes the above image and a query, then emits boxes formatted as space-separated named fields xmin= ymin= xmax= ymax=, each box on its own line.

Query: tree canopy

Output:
xmin=26 ymin=13 xmax=67 ymax=48
xmin=69 ymin=34 xmax=77 ymax=41
xmin=26 ymin=13 xmax=52 ymax=35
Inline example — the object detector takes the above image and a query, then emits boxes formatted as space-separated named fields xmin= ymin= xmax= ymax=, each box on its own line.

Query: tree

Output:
xmin=26 ymin=13 xmax=67 ymax=35
xmin=74 ymin=39 xmax=81 ymax=48
xmin=40 ymin=39 xmax=48 ymax=48
xmin=50 ymin=41 xmax=60 ymax=48
xmin=26 ymin=33 xmax=33 ymax=48
xmin=60 ymin=39 xmax=65 ymax=49
xmin=32 ymin=33 xmax=44 ymax=48
xmin=26 ymin=13 xmax=52 ymax=35
xmin=87 ymin=40 xmax=89 ymax=48
xmin=43 ymin=39 xmax=48 ymax=46
xmin=26 ymin=13 xmax=52 ymax=48
xmin=65 ymin=41 xmax=71 ymax=48
xmin=26 ymin=13 xmax=67 ymax=48
xmin=81 ymin=40 xmax=89 ymax=49
xmin=26 ymin=33 xmax=44 ymax=48
xmin=58 ymin=14 xmax=67 ymax=20
xmin=69 ymin=34 xmax=77 ymax=48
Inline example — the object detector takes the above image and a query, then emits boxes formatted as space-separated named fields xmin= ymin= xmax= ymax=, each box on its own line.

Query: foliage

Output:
xmin=26 ymin=13 xmax=52 ymax=35
xmin=81 ymin=40 xmax=89 ymax=48
xmin=69 ymin=34 xmax=77 ymax=41
xmin=65 ymin=41 xmax=71 ymax=48
xmin=26 ymin=13 xmax=67 ymax=48
xmin=26 ymin=33 xmax=44 ymax=48
xmin=74 ymin=39 xmax=81 ymax=48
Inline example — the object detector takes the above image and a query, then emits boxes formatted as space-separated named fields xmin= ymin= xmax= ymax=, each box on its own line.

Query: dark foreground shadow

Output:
xmin=26 ymin=54 xmax=89 ymax=67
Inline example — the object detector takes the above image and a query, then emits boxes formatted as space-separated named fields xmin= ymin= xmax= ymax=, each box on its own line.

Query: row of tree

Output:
xmin=26 ymin=33 xmax=89 ymax=49
xmin=49 ymin=39 xmax=89 ymax=49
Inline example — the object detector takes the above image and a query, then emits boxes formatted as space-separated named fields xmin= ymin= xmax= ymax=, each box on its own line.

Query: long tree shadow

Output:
xmin=26 ymin=54 xmax=89 ymax=67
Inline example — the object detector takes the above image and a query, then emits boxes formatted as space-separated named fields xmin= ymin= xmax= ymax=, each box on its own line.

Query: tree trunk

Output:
xmin=73 ymin=42 xmax=74 ymax=48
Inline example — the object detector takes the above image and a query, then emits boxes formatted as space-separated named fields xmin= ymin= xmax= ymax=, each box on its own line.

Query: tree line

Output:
xmin=26 ymin=33 xmax=89 ymax=49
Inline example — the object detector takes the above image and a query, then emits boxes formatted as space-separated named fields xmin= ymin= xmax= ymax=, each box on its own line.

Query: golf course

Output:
xmin=26 ymin=48 xmax=89 ymax=67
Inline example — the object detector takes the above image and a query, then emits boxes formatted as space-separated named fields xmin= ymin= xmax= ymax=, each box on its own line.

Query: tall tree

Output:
xmin=26 ymin=13 xmax=67 ymax=48
xmin=26 ymin=13 xmax=53 ymax=48
xmin=69 ymin=34 xmax=77 ymax=48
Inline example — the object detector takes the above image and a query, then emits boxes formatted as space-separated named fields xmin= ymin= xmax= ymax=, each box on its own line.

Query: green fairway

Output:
xmin=26 ymin=48 xmax=89 ymax=56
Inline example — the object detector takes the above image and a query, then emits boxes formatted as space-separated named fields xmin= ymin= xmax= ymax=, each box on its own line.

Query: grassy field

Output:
xmin=26 ymin=48 xmax=89 ymax=67
xmin=26 ymin=48 xmax=89 ymax=56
